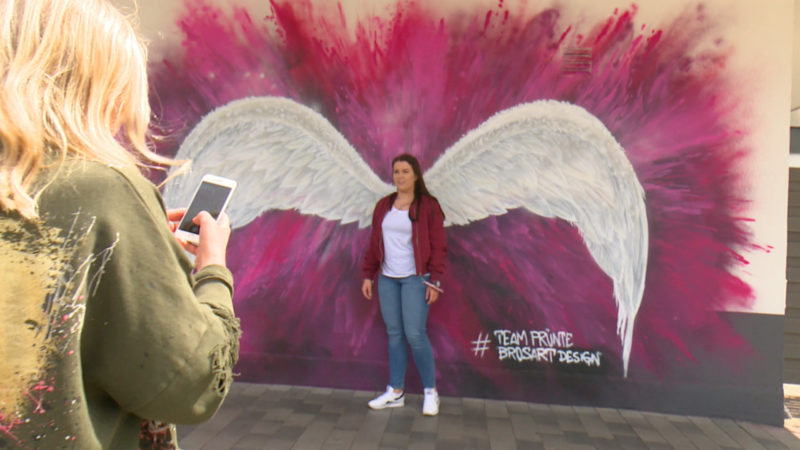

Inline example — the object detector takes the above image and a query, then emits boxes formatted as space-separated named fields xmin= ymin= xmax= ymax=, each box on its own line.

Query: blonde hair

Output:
xmin=0 ymin=0 xmax=177 ymax=218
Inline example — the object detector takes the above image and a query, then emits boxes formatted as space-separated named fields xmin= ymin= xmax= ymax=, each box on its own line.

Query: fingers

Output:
xmin=166 ymin=208 xmax=186 ymax=233
xmin=192 ymin=210 xmax=212 ymax=225
xmin=217 ymin=212 xmax=231 ymax=228
xmin=426 ymin=287 xmax=439 ymax=305
xmin=166 ymin=208 xmax=187 ymax=222
xmin=177 ymin=239 xmax=197 ymax=255
xmin=361 ymin=279 xmax=373 ymax=300
xmin=192 ymin=211 xmax=231 ymax=270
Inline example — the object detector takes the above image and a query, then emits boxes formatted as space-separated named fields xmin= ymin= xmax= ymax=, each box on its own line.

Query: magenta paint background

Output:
xmin=148 ymin=0 xmax=772 ymax=401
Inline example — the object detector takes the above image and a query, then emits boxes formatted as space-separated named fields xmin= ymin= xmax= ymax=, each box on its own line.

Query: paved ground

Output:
xmin=176 ymin=382 xmax=800 ymax=449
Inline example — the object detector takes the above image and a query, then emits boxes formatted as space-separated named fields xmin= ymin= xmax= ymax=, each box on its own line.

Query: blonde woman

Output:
xmin=0 ymin=1 xmax=239 ymax=448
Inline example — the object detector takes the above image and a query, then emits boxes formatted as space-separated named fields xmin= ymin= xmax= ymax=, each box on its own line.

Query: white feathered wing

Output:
xmin=162 ymin=96 xmax=393 ymax=229
xmin=426 ymin=100 xmax=648 ymax=376
xmin=163 ymin=96 xmax=648 ymax=377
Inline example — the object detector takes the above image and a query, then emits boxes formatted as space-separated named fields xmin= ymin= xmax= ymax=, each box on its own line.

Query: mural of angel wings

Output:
xmin=162 ymin=96 xmax=648 ymax=376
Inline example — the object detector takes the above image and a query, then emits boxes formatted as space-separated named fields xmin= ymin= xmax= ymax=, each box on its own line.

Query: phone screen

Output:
xmin=178 ymin=182 xmax=233 ymax=234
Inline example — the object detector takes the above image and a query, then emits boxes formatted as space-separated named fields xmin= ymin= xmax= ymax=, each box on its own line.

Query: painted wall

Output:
xmin=122 ymin=0 xmax=792 ymax=424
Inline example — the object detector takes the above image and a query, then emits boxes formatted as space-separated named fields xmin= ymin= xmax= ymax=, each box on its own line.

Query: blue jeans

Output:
xmin=377 ymin=274 xmax=436 ymax=389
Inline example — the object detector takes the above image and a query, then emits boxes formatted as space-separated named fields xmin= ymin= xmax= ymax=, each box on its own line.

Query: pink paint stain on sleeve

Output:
xmin=149 ymin=0 xmax=759 ymax=389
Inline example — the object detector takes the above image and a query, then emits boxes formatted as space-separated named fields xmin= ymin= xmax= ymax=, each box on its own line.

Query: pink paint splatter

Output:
xmin=149 ymin=0 xmax=759 ymax=395
xmin=0 ymin=414 xmax=22 ymax=446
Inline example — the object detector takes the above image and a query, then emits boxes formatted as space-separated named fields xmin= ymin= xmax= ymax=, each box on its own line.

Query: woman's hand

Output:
xmin=362 ymin=279 xmax=373 ymax=300
xmin=426 ymin=286 xmax=440 ymax=305
xmin=166 ymin=208 xmax=186 ymax=233
xmin=192 ymin=211 xmax=231 ymax=269
xmin=169 ymin=209 xmax=231 ymax=270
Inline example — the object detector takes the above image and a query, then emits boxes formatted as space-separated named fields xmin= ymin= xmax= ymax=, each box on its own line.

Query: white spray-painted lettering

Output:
xmin=480 ymin=329 xmax=602 ymax=368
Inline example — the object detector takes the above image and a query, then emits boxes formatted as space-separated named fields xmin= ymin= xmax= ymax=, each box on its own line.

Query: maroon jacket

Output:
xmin=361 ymin=193 xmax=447 ymax=285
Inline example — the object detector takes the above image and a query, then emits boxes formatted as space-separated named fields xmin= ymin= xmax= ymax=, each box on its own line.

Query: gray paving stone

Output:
xmin=270 ymin=425 xmax=305 ymax=441
xmin=435 ymin=414 xmax=464 ymax=441
xmin=463 ymin=397 xmax=487 ymax=416
xmin=320 ymin=429 xmax=356 ymax=449
xmin=509 ymin=413 xmax=543 ymax=442
xmin=259 ymin=437 xmax=294 ymax=450
xmin=384 ymin=413 xmax=414 ymax=434
xmin=645 ymin=414 xmax=698 ymax=449
xmin=379 ymin=430 xmax=410 ymax=447
xmin=439 ymin=398 xmax=464 ymax=417
xmin=540 ymin=435 xmax=592 ymax=450
xmin=619 ymin=408 xmax=649 ymax=426
xmin=292 ymin=418 xmax=336 ymax=449
xmin=513 ymin=439 xmax=544 ymax=450
xmin=605 ymin=421 xmax=638 ymax=437
xmin=199 ymin=431 xmax=244 ymax=450
xmin=550 ymin=404 xmax=577 ymax=417
xmin=177 ymin=428 xmax=217 ymax=450
xmin=407 ymin=441 xmax=437 ymax=450
xmin=435 ymin=439 xmax=468 ymax=450
xmin=645 ymin=443 xmax=676 ymax=450
xmin=507 ymin=400 xmax=531 ymax=414
xmin=247 ymin=417 xmax=282 ymax=435
xmin=680 ymin=429 xmax=723 ymax=450
xmin=556 ymin=416 xmax=585 ymax=433
xmin=463 ymin=416 xmax=490 ymax=440
xmin=334 ymin=412 xmax=367 ymax=431
xmin=531 ymin=422 xmax=566 ymax=436
xmin=268 ymin=384 xmax=293 ymax=392
xmin=486 ymin=399 xmax=511 ymax=418
xmin=738 ymin=420 xmax=788 ymax=443
xmin=688 ymin=416 xmax=741 ymax=448
xmin=282 ymin=412 xmax=315 ymax=427
xmin=407 ymin=440 xmax=437 ymax=450
xmin=241 ymin=383 xmax=270 ymax=397
xmin=758 ymin=423 xmax=800 ymax=448
xmin=713 ymin=419 xmax=769 ymax=450
xmin=263 ymin=407 xmax=294 ymax=421
xmin=596 ymin=407 xmax=628 ymax=424
xmin=487 ymin=417 xmax=518 ymax=449
xmin=409 ymin=431 xmax=437 ymax=444
xmin=410 ymin=414 xmax=439 ymax=433
xmin=603 ymin=434 xmax=649 ymax=449
xmin=631 ymin=425 xmax=669 ymax=444
xmin=349 ymin=408 xmax=391 ymax=450
xmin=199 ymin=406 xmax=244 ymax=433
xmin=230 ymin=433 xmax=266 ymax=449
xmin=528 ymin=403 xmax=552 ymax=413
xmin=174 ymin=382 xmax=800 ymax=450
xmin=576 ymin=409 xmax=614 ymax=439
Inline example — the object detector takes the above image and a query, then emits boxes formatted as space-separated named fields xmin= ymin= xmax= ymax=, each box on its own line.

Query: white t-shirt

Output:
xmin=381 ymin=206 xmax=416 ymax=277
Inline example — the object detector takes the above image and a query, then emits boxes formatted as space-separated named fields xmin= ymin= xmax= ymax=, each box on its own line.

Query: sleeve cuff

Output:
xmin=193 ymin=265 xmax=234 ymax=296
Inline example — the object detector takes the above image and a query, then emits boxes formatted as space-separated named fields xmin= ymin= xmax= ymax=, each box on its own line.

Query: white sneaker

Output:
xmin=422 ymin=388 xmax=439 ymax=416
xmin=368 ymin=386 xmax=404 ymax=410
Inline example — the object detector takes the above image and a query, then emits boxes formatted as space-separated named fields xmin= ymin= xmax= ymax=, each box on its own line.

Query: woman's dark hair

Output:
xmin=391 ymin=153 xmax=444 ymax=221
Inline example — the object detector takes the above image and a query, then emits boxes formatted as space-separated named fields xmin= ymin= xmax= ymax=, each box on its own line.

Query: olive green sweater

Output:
xmin=0 ymin=161 xmax=240 ymax=449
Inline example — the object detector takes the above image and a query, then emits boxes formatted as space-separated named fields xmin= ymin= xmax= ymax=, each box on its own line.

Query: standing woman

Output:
xmin=361 ymin=153 xmax=447 ymax=416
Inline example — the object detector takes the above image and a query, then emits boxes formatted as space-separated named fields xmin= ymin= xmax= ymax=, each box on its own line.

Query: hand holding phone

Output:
xmin=188 ymin=210 xmax=231 ymax=269
xmin=174 ymin=174 xmax=237 ymax=245
xmin=423 ymin=280 xmax=443 ymax=293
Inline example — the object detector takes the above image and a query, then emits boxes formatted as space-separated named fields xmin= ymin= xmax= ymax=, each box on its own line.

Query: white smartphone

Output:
xmin=423 ymin=280 xmax=444 ymax=293
xmin=174 ymin=174 xmax=237 ymax=245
